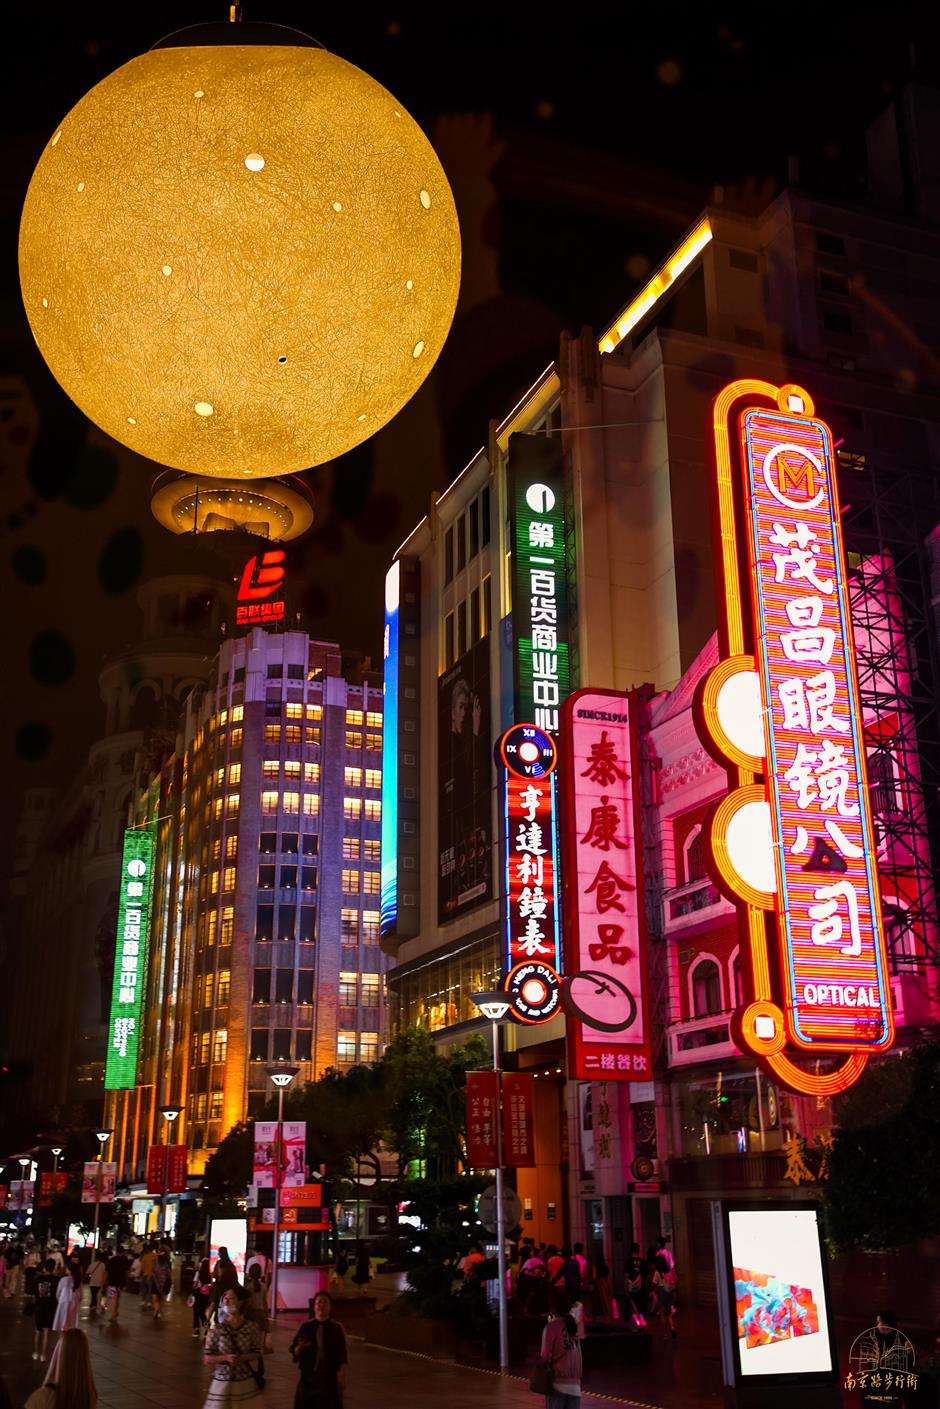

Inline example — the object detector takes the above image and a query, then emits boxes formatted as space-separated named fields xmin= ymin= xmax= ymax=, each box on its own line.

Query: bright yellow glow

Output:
xmin=597 ymin=217 xmax=713 ymax=355
xmin=19 ymin=43 xmax=461 ymax=479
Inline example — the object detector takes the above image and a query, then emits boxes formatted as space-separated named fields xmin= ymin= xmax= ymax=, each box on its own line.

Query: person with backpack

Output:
xmin=538 ymin=1289 xmax=584 ymax=1406
xmin=31 ymin=1259 xmax=58 ymax=1363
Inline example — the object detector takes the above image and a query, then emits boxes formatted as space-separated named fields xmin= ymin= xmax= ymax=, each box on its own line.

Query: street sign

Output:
xmin=477 ymin=1183 xmax=521 ymax=1234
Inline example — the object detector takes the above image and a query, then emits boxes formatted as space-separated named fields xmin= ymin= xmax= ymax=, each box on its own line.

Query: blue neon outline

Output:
xmin=743 ymin=411 xmax=890 ymax=1047
xmin=380 ymin=564 xmax=400 ymax=937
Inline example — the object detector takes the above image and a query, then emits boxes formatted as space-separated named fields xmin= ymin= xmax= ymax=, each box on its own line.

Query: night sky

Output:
xmin=0 ymin=2 xmax=930 ymax=876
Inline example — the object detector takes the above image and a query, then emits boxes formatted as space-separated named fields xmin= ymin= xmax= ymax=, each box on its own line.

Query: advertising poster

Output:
xmin=438 ymin=635 xmax=492 ymax=923
xmin=38 ymin=1172 xmax=67 ymax=1207
xmin=501 ymin=1072 xmax=535 ymax=1168
xmin=253 ymin=1122 xmax=278 ymax=1189
xmin=104 ymin=826 xmax=155 ymax=1090
xmin=726 ymin=1207 xmax=834 ymax=1379
xmin=167 ymin=1144 xmax=189 ymax=1194
xmin=146 ymin=1145 xmax=167 ymax=1195
xmin=8 ymin=1180 xmax=35 ymax=1210
xmin=81 ymin=1163 xmax=115 ymax=1203
xmin=281 ymin=1123 xmax=306 ymax=1187
xmin=465 ymin=1070 xmax=499 ymax=1168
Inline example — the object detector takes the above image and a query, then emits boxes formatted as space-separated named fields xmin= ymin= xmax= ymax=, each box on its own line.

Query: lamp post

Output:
xmin=91 ymin=1128 xmax=113 ymax=1249
xmin=51 ymin=1147 xmax=63 ymax=1176
xmin=470 ymin=991 xmax=512 ymax=1372
xmin=265 ymin=1065 xmax=300 ymax=1322
xmin=157 ymin=1106 xmax=182 ymax=1240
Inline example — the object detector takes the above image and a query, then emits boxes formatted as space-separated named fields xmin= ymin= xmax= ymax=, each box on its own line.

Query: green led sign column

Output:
xmin=508 ymin=432 xmax=570 ymax=733
xmin=104 ymin=826 xmax=155 ymax=1090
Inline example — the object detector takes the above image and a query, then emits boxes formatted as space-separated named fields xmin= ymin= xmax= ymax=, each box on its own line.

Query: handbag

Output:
xmin=529 ymin=1358 xmax=554 ymax=1395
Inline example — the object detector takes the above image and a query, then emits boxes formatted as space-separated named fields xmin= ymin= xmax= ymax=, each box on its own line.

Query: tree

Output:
xmin=379 ymin=1028 xmax=488 ymax=1179
xmin=822 ymin=1043 xmax=940 ymax=1251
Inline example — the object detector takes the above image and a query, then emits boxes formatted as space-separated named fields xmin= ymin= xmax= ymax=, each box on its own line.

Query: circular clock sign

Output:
xmin=499 ymin=724 xmax=557 ymax=779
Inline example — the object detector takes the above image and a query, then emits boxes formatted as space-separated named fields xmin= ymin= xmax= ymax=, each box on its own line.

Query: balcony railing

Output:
xmin=666 ymin=1012 xmax=736 ymax=1066
xmin=662 ymin=876 xmax=732 ymax=934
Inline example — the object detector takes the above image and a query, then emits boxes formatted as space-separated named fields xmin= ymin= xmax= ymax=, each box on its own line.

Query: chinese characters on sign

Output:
xmin=508 ymin=434 xmax=570 ymax=734
xmin=499 ymin=724 xmax=562 ymax=1023
xmin=501 ymin=1072 xmax=536 ymax=1168
xmin=235 ymin=550 xmax=287 ymax=626
xmin=104 ymin=827 xmax=155 ymax=1090
xmin=741 ymin=408 xmax=891 ymax=1051
xmin=561 ymin=691 xmax=652 ymax=1080
xmin=466 ymin=1070 xmax=500 ymax=1168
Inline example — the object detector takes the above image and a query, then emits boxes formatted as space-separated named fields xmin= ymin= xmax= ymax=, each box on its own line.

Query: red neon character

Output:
xmin=584 ymin=859 xmax=634 ymax=912
xmin=580 ymin=796 xmax=628 ymax=851
xmin=237 ymin=550 xmax=286 ymax=601
xmin=580 ymin=730 xmax=629 ymax=787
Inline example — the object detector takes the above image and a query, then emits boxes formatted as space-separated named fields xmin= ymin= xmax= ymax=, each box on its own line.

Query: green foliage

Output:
xmin=823 ymin=1043 xmax=940 ymax=1251
xmin=394 ymin=1173 xmax=492 ymax=1322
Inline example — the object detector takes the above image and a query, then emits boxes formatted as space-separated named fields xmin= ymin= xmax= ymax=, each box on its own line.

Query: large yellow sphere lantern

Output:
xmin=19 ymin=23 xmax=461 ymax=478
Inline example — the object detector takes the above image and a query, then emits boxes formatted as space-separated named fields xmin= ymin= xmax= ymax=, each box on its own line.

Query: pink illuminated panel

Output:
xmin=740 ymin=409 xmax=892 ymax=1050
xmin=561 ymin=689 xmax=651 ymax=1080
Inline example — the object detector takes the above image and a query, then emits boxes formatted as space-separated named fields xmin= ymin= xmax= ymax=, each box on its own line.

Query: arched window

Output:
xmin=692 ymin=959 xmax=722 ymax=1017
xmin=685 ymin=826 xmax=708 ymax=883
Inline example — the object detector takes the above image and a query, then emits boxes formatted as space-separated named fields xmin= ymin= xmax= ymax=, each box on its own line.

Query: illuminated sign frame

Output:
xmin=560 ymin=688 xmax=652 ymax=1080
xmin=507 ymin=434 xmax=570 ymax=735
xmin=381 ymin=556 xmax=420 ymax=940
xmin=381 ymin=561 xmax=401 ymax=937
xmin=499 ymin=723 xmax=562 ymax=1023
xmin=104 ymin=826 xmax=155 ymax=1090
xmin=235 ymin=549 xmax=286 ymax=627
xmin=695 ymin=379 xmax=893 ymax=1097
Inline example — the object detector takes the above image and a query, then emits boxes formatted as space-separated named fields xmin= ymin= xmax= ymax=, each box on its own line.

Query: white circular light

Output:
xmin=525 ymin=482 xmax=556 ymax=513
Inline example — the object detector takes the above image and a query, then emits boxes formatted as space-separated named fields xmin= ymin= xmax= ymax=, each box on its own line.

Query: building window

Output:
xmin=341 ymin=909 xmax=359 ymax=942
xmin=297 ymin=970 xmax=314 ymax=1005
xmin=284 ymin=760 xmax=301 ymax=779
xmin=281 ymin=832 xmax=299 ymax=854
xmin=685 ymin=828 xmax=708 ymax=883
xmin=346 ymin=709 xmax=364 ymax=726
xmin=303 ymin=793 xmax=319 ymax=817
xmin=216 ymin=767 xmax=225 ymax=790
xmin=444 ymin=612 xmax=454 ymax=668
xmin=342 ymin=868 xmax=360 ymax=893
xmin=268 ymin=664 xmax=283 ymax=679
xmin=339 ymin=972 xmax=358 ymax=1006
xmin=262 ymin=790 xmax=279 ymax=815
xmin=457 ymin=599 xmax=468 ymax=658
xmin=283 ymin=791 xmax=300 ymax=814
xmin=231 ymin=705 xmax=244 ymax=722
xmin=361 ymin=973 xmax=380 ymax=1007
xmin=362 ymin=871 xmax=380 ymax=895
xmin=278 ymin=906 xmax=296 ymax=942
xmin=259 ymin=865 xmax=276 ymax=889
xmin=345 ymin=767 xmax=363 ymax=788
xmin=273 ymin=1028 xmax=291 ymax=1061
xmin=343 ymin=837 xmax=361 ymax=859
xmin=692 ymin=959 xmax=723 ymax=1017
xmin=257 ymin=907 xmax=274 ymax=943
xmin=366 ymin=732 xmax=382 ymax=752
xmin=212 ymin=838 xmax=222 ymax=862
xmin=306 ymin=703 xmax=322 ymax=721
xmin=362 ymin=911 xmax=380 ymax=942
xmin=364 ymin=839 xmax=380 ymax=862
xmin=286 ymin=701 xmax=303 ymax=719
xmin=259 ymin=832 xmax=276 ymax=855
xmin=223 ymin=866 xmax=236 ymax=892
xmin=456 ymin=513 xmax=467 ymax=572
xmin=344 ymin=797 xmax=362 ymax=820
xmin=209 ymin=1091 xmax=224 ymax=1120
xmin=469 ymin=497 xmax=480 ymax=559
xmin=219 ymin=907 xmax=234 ymax=944
xmin=276 ymin=970 xmax=294 ymax=1005
xmin=470 ymin=586 xmax=480 ymax=641
xmin=306 ymin=726 xmax=321 ymax=746
xmin=364 ymin=799 xmax=381 ymax=823
xmin=225 ymin=834 xmax=238 ymax=859
xmin=337 ymin=1031 xmax=357 ymax=1065
xmin=365 ymin=768 xmax=381 ymax=790
xmin=296 ymin=1029 xmax=312 ymax=1061
xmin=202 ymin=972 xmax=214 ymax=1009
xmin=228 ymin=763 xmax=241 ymax=785
xmin=213 ymin=798 xmax=223 ymax=821
xmin=212 ymin=1029 xmax=227 ymax=1063
xmin=299 ymin=907 xmax=316 ymax=943
xmin=281 ymin=864 xmax=298 ymax=888
xmin=263 ymin=760 xmax=280 ymax=780
xmin=253 ymin=968 xmax=271 ymax=1004
xmin=211 ymin=870 xmax=220 ymax=895
xmin=482 ymin=485 xmax=491 ymax=546
xmin=265 ymin=724 xmax=281 ymax=744
xmin=301 ymin=865 xmax=317 ymax=890
xmin=217 ymin=969 xmax=231 ymax=1006
xmin=226 ymin=792 xmax=240 ymax=815
xmin=346 ymin=731 xmax=363 ymax=750
xmin=360 ymin=1031 xmax=380 ymax=1063
xmin=731 ymin=953 xmax=744 ymax=1008
xmin=444 ymin=525 xmax=454 ymax=584
xmin=250 ymin=1029 xmax=268 ymax=1061
xmin=305 ymin=762 xmax=320 ymax=784
xmin=302 ymin=835 xmax=318 ymax=858
xmin=199 ymin=1031 xmax=211 ymax=1065
xmin=366 ymin=711 xmax=382 ymax=728
xmin=193 ymin=1091 xmax=208 ymax=1121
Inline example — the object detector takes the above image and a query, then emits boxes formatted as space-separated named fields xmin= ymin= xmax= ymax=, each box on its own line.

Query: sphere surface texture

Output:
xmin=19 ymin=43 xmax=461 ymax=477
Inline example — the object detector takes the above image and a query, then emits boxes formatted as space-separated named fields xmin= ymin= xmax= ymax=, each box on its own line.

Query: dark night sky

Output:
xmin=0 ymin=2 xmax=931 ymax=877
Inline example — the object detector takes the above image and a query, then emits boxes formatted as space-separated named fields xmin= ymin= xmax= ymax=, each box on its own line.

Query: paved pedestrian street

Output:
xmin=0 ymin=1288 xmax=720 ymax=1409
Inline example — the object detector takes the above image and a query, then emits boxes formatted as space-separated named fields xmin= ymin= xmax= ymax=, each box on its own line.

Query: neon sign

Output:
xmin=499 ymin=723 xmax=562 ymax=1023
xmin=507 ymin=434 xmax=569 ymax=734
xmin=104 ymin=826 xmax=155 ymax=1090
xmin=236 ymin=549 xmax=286 ymax=626
xmin=381 ymin=562 xmax=401 ymax=937
xmin=560 ymin=689 xmax=651 ymax=1079
xmin=695 ymin=380 xmax=893 ymax=1097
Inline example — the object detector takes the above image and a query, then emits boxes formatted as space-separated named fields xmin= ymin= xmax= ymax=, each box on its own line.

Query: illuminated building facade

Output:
xmin=105 ymin=629 xmax=386 ymax=1184
xmin=383 ymin=84 xmax=940 ymax=1293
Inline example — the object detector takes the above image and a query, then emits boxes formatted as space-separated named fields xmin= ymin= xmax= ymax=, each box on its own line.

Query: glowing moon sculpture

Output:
xmin=18 ymin=25 xmax=461 ymax=478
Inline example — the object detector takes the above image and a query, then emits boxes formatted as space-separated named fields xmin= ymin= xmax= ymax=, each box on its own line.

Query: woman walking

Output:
xmin=151 ymin=1251 xmax=172 ymax=1320
xmin=192 ymin=1257 xmax=213 ymax=1338
xmin=290 ymin=1292 xmax=348 ymax=1409
xmin=52 ymin=1262 xmax=82 ymax=1337
xmin=202 ymin=1289 xmax=263 ymax=1405
xmin=86 ymin=1251 xmax=107 ymax=1318
xmin=26 ymin=1327 xmax=97 ymax=1409
xmin=31 ymin=1259 xmax=59 ymax=1363
xmin=539 ymin=1290 xmax=583 ymax=1408
xmin=651 ymin=1253 xmax=677 ymax=1339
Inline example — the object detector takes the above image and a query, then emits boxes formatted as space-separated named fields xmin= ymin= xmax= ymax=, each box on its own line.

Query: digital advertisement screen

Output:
xmin=438 ymin=635 xmax=492 ymax=923
xmin=210 ymin=1217 xmax=247 ymax=1281
xmin=727 ymin=1207 xmax=834 ymax=1379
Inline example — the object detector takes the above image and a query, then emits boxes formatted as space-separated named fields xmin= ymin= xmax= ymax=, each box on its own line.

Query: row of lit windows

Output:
xmin=341 ymin=869 xmax=381 ymax=895
xmin=191 ymin=1091 xmax=224 ymax=1123
xmin=209 ymin=866 xmax=238 ymax=895
xmin=261 ymin=791 xmax=320 ymax=816
xmin=211 ymin=835 xmax=238 ymax=862
xmin=264 ymin=724 xmax=320 ymax=745
xmin=346 ymin=709 xmax=382 ymax=727
xmin=201 ymin=969 xmax=232 ymax=1009
xmin=262 ymin=760 xmax=320 ymax=783
xmin=344 ymin=837 xmax=380 ymax=861
xmin=252 ymin=968 xmax=316 ymax=1006
xmin=343 ymin=797 xmax=381 ymax=821
xmin=341 ymin=908 xmax=381 ymax=941
xmin=338 ymin=1030 xmax=380 ymax=1064
xmin=338 ymin=972 xmax=382 ymax=1006
xmin=343 ymin=767 xmax=381 ymax=790
xmin=193 ymin=1028 xmax=228 ymax=1065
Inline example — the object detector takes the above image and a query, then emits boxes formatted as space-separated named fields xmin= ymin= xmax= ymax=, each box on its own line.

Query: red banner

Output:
xmin=465 ymin=1070 xmax=499 ymax=1168
xmin=167 ymin=1144 xmax=188 ymax=1193
xmin=502 ymin=1072 xmax=535 ymax=1167
xmin=146 ymin=1145 xmax=167 ymax=1195
xmin=38 ymin=1172 xmax=67 ymax=1207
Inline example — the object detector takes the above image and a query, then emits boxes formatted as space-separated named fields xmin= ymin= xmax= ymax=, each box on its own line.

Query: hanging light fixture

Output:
xmin=18 ymin=19 xmax=461 ymax=479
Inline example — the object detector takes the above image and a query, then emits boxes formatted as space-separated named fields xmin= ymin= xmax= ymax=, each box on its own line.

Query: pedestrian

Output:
xmin=651 ymin=1254 xmax=677 ymax=1339
xmin=151 ymin=1250 xmax=172 ymax=1320
xmin=562 ymin=1247 xmax=582 ymax=1300
xmin=105 ymin=1245 xmax=129 ymax=1322
xmin=245 ymin=1249 xmax=271 ymax=1291
xmin=572 ymin=1243 xmax=588 ymax=1287
xmin=192 ymin=1257 xmax=213 ymax=1338
xmin=351 ymin=1244 xmax=371 ymax=1297
xmin=329 ymin=1249 xmax=349 ymax=1296
xmin=590 ymin=1252 xmax=612 ymax=1321
xmin=24 ymin=1243 xmax=42 ymax=1297
xmin=290 ymin=1291 xmax=348 ymax=1409
xmin=26 ymin=1327 xmax=97 ymax=1409
xmin=244 ymin=1265 xmax=271 ymax=1356
xmin=32 ymin=1258 xmax=59 ymax=1362
xmin=521 ymin=1245 xmax=550 ymax=1315
xmin=52 ymin=1260 xmax=82 ymax=1336
xmin=86 ymin=1250 xmax=107 ymax=1318
xmin=460 ymin=1244 xmax=485 ymax=1280
xmin=138 ymin=1242 xmax=155 ymax=1310
xmin=210 ymin=1247 xmax=240 ymax=1317
xmin=203 ymin=1288 xmax=264 ymax=1404
xmin=546 ymin=1245 xmax=565 ymax=1287
xmin=539 ymin=1289 xmax=583 ymax=1407
xmin=656 ymin=1236 xmax=675 ymax=1273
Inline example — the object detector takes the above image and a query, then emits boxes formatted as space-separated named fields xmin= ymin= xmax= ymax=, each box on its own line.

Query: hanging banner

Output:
xmin=167 ymin=1144 xmax=189 ymax=1194
xmin=8 ymin=1180 xmax=35 ymax=1210
xmin=146 ymin=1145 xmax=167 ymax=1195
xmin=465 ymin=1070 xmax=500 ymax=1168
xmin=81 ymin=1163 xmax=115 ymax=1203
xmin=38 ymin=1172 xmax=67 ymax=1207
xmin=104 ymin=826 xmax=156 ymax=1090
xmin=561 ymin=689 xmax=652 ymax=1080
xmin=499 ymin=723 xmax=562 ymax=1024
xmin=281 ymin=1123 xmax=306 ymax=1187
xmin=253 ymin=1122 xmax=278 ymax=1189
xmin=278 ymin=1183 xmax=328 ymax=1230
xmin=501 ymin=1072 xmax=536 ymax=1168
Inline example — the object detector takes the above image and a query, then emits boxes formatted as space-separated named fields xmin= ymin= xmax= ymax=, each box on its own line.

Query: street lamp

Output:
xmin=470 ymin=991 xmax=512 ymax=1372
xmin=157 ymin=1106 xmax=182 ymax=1240
xmin=91 ymin=1128 xmax=113 ymax=1249
xmin=265 ymin=1065 xmax=300 ymax=1322
xmin=50 ymin=1147 xmax=63 ymax=1175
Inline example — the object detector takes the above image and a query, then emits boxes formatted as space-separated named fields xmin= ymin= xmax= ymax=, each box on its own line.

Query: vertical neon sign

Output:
xmin=380 ymin=561 xmax=400 ymax=938
xmin=104 ymin=826 xmax=155 ymax=1090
